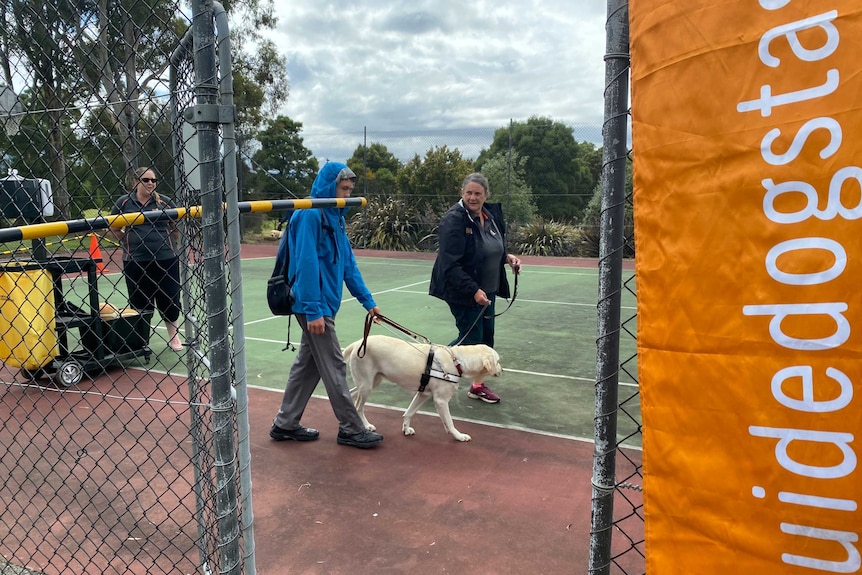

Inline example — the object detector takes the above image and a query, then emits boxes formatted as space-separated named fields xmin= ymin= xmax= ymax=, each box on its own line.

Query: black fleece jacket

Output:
xmin=429 ymin=201 xmax=511 ymax=306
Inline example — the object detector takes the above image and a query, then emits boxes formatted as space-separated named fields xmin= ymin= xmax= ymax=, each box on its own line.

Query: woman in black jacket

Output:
xmin=429 ymin=173 xmax=521 ymax=403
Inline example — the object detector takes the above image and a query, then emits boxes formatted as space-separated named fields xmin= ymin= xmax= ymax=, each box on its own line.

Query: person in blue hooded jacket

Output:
xmin=270 ymin=162 xmax=384 ymax=449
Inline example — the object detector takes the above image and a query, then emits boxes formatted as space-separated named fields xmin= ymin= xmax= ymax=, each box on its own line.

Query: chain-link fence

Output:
xmin=0 ymin=0 xmax=642 ymax=573
xmin=0 ymin=1 xmax=254 ymax=573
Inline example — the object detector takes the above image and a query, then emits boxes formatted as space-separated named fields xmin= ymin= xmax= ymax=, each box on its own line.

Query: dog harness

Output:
xmin=418 ymin=348 xmax=464 ymax=392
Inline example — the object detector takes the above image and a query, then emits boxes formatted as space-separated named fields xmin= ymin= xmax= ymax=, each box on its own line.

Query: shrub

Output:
xmin=347 ymin=197 xmax=437 ymax=251
xmin=511 ymin=219 xmax=580 ymax=257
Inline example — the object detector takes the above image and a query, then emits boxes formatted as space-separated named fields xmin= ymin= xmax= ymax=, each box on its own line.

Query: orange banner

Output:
xmin=632 ymin=2 xmax=862 ymax=573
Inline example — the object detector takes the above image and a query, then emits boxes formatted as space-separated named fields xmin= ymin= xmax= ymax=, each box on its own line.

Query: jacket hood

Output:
xmin=310 ymin=161 xmax=350 ymax=199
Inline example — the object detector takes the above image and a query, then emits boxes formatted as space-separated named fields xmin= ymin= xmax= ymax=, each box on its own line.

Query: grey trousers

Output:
xmin=273 ymin=315 xmax=365 ymax=434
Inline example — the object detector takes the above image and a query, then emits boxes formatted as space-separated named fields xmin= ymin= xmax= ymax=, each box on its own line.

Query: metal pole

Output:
xmin=213 ymin=2 xmax=257 ymax=573
xmin=589 ymin=0 xmax=630 ymax=573
xmin=191 ymin=1 xmax=241 ymax=573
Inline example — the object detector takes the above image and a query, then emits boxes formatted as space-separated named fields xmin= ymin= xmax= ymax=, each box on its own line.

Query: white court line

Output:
xmin=241 ymin=270 xmax=639 ymax=388
xmin=355 ymin=257 xmax=605 ymax=274
xmin=234 ymin=336 xmax=640 ymax=389
xmin=243 ymin=279 xmax=431 ymax=326
xmin=393 ymin=289 xmax=637 ymax=310
xmin=342 ymin=279 xmax=430 ymax=304
xmin=504 ymin=367 xmax=638 ymax=387
xmin=246 ymin=383 xmax=646 ymax=449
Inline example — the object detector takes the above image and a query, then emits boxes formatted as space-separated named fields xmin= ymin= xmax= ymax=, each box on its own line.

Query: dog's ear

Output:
xmin=483 ymin=349 xmax=502 ymax=376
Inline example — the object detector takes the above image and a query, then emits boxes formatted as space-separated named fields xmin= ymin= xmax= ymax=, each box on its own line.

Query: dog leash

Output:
xmin=358 ymin=312 xmax=464 ymax=390
xmin=449 ymin=301 xmax=491 ymax=347
xmin=485 ymin=270 xmax=519 ymax=319
xmin=357 ymin=312 xmax=431 ymax=357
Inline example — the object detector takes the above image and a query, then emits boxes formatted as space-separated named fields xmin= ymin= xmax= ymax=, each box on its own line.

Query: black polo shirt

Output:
xmin=110 ymin=193 xmax=178 ymax=261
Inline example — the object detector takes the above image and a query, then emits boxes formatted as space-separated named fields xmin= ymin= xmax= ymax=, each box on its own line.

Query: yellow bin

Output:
xmin=0 ymin=269 xmax=58 ymax=370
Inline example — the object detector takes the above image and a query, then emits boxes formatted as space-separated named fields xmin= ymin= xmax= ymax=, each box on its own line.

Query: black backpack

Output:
xmin=267 ymin=216 xmax=296 ymax=351
xmin=267 ymin=217 xmax=295 ymax=316
xmin=266 ymin=211 xmax=335 ymax=350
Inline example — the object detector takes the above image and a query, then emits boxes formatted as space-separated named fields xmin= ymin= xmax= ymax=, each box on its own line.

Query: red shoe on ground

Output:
xmin=467 ymin=383 xmax=500 ymax=404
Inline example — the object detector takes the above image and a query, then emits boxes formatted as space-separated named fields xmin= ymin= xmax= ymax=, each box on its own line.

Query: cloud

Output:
xmin=269 ymin=1 xmax=608 ymax=161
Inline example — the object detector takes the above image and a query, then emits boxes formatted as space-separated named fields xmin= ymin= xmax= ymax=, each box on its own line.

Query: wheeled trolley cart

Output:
xmin=0 ymin=257 xmax=152 ymax=387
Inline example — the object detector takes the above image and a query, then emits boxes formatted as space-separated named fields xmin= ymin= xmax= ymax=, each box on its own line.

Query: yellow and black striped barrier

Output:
xmin=0 ymin=198 xmax=366 ymax=243
xmin=0 ymin=234 xmax=105 ymax=256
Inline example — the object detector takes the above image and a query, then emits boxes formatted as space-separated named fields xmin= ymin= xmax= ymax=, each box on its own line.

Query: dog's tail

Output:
xmin=342 ymin=341 xmax=358 ymax=363
xmin=343 ymin=341 xmax=359 ymax=396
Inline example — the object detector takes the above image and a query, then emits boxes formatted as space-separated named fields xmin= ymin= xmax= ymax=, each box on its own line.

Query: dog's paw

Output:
xmin=453 ymin=433 xmax=472 ymax=442
xmin=365 ymin=423 xmax=377 ymax=432
xmin=402 ymin=425 xmax=416 ymax=436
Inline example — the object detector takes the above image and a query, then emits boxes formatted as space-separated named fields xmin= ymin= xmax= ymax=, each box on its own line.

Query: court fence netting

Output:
xmin=0 ymin=2 xmax=255 ymax=574
xmin=0 ymin=1 xmax=641 ymax=574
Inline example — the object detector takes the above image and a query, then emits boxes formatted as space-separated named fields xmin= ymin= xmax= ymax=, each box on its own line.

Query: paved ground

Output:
xmin=1 ymin=369 xmax=641 ymax=574
xmin=248 ymin=387 xmax=608 ymax=575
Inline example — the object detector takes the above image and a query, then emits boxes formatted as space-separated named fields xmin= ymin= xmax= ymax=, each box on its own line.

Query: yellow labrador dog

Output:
xmin=343 ymin=335 xmax=502 ymax=442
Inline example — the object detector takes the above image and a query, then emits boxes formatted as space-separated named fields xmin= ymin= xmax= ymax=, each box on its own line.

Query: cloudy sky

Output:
xmin=265 ymin=1 xmax=608 ymax=162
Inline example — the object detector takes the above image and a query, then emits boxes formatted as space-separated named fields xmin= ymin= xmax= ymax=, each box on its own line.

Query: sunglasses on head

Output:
xmin=138 ymin=177 xmax=158 ymax=183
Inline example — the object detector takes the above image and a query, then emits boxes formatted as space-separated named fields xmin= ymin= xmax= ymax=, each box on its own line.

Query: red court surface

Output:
xmin=248 ymin=387 xmax=617 ymax=575
xmin=1 ymin=371 xmax=643 ymax=574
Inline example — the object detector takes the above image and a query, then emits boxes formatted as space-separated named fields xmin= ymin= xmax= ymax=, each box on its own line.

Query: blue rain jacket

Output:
xmin=287 ymin=162 xmax=376 ymax=321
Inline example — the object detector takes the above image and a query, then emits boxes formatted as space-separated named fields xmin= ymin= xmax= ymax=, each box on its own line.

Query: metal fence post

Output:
xmin=191 ymin=1 xmax=242 ymax=573
xmin=589 ymin=0 xmax=631 ymax=573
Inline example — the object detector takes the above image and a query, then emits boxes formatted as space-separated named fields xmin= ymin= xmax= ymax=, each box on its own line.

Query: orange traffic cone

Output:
xmin=89 ymin=234 xmax=106 ymax=273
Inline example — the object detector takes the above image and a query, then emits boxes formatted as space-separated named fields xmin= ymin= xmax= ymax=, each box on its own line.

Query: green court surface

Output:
xmin=59 ymin=253 xmax=639 ymax=445
xmin=240 ymin=253 xmax=641 ymax=446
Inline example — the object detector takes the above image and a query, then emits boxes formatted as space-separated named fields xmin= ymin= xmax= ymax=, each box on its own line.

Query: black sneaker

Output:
xmin=270 ymin=425 xmax=320 ymax=442
xmin=337 ymin=429 xmax=383 ymax=449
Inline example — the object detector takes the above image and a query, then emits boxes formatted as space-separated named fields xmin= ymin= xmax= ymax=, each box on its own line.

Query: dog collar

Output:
xmin=443 ymin=347 xmax=464 ymax=377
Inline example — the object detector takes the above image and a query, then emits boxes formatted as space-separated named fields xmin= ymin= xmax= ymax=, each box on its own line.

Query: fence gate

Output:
xmin=0 ymin=1 xmax=255 ymax=573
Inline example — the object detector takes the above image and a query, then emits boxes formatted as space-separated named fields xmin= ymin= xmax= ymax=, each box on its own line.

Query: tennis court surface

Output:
xmin=1 ymin=244 xmax=642 ymax=574
xmin=242 ymin=244 xmax=642 ymax=574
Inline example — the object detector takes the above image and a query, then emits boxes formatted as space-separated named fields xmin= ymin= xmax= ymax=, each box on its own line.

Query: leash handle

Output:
xmin=373 ymin=312 xmax=431 ymax=343
xmin=358 ymin=312 xmax=432 ymax=358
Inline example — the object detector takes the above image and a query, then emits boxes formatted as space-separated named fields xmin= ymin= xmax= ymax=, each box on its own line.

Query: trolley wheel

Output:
xmin=56 ymin=358 xmax=84 ymax=387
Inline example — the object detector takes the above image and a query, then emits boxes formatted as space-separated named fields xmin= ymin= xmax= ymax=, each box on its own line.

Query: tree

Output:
xmin=229 ymin=0 xmax=289 ymax=177
xmin=477 ymin=116 xmax=599 ymax=223
xmin=397 ymin=145 xmax=474 ymax=212
xmin=250 ymin=116 xmax=318 ymax=207
xmin=478 ymin=150 xmax=536 ymax=226
xmin=580 ymin=157 xmax=634 ymax=257
xmin=347 ymin=142 xmax=402 ymax=200
xmin=348 ymin=142 xmax=402 ymax=174
xmin=0 ymin=1 xmax=288 ymax=219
